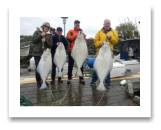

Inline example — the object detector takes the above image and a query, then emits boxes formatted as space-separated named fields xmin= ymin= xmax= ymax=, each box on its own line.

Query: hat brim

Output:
xmin=74 ymin=21 xmax=80 ymax=24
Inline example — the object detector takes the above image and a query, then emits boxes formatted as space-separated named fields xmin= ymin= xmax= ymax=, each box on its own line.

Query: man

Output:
xmin=67 ymin=20 xmax=87 ymax=84
xmin=32 ymin=22 xmax=53 ymax=89
xmin=90 ymin=19 xmax=119 ymax=88
xmin=50 ymin=27 xmax=68 ymax=84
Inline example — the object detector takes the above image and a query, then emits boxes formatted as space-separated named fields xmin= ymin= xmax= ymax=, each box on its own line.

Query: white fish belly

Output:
xmin=94 ymin=55 xmax=109 ymax=81
xmin=37 ymin=56 xmax=52 ymax=89
xmin=54 ymin=51 xmax=66 ymax=71
xmin=71 ymin=44 xmax=87 ymax=68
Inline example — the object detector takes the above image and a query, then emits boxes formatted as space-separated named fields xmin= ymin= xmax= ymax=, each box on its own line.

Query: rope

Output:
xmin=96 ymin=92 xmax=105 ymax=106
xmin=80 ymin=85 xmax=91 ymax=106
xmin=50 ymin=84 xmax=71 ymax=106
xmin=20 ymin=57 xmax=32 ymax=68
xmin=20 ymin=95 xmax=33 ymax=106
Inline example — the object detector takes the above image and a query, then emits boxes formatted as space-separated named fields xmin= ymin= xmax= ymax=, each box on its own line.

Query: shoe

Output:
xmin=46 ymin=81 xmax=49 ymax=86
xmin=58 ymin=77 xmax=63 ymax=84
xmin=37 ymin=82 xmax=41 ymax=89
xmin=79 ymin=77 xmax=85 ymax=84
xmin=105 ymin=84 xmax=111 ymax=89
xmin=90 ymin=82 xmax=95 ymax=86
xmin=67 ymin=80 xmax=71 ymax=84
xmin=79 ymin=79 xmax=85 ymax=84
xmin=50 ymin=79 xmax=55 ymax=84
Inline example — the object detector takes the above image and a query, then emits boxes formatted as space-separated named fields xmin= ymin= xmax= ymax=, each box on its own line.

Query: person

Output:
xmin=67 ymin=20 xmax=87 ymax=84
xmin=90 ymin=19 xmax=119 ymax=88
xmin=32 ymin=22 xmax=53 ymax=89
xmin=128 ymin=47 xmax=134 ymax=60
xmin=50 ymin=27 xmax=68 ymax=84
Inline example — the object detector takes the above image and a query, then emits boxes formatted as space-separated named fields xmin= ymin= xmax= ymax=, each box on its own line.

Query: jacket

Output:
xmin=32 ymin=28 xmax=53 ymax=56
xmin=94 ymin=27 xmax=119 ymax=56
xmin=67 ymin=27 xmax=87 ymax=52
xmin=51 ymin=34 xmax=68 ymax=55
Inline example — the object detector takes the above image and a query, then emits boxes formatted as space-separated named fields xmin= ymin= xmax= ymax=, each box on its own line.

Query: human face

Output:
xmin=43 ymin=24 xmax=50 ymax=32
xmin=104 ymin=20 xmax=111 ymax=31
xmin=56 ymin=30 xmax=62 ymax=37
xmin=74 ymin=23 xmax=80 ymax=30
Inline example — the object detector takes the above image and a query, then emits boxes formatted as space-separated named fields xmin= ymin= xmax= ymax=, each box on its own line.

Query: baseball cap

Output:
xmin=74 ymin=20 xmax=80 ymax=24
xmin=57 ymin=27 xmax=63 ymax=31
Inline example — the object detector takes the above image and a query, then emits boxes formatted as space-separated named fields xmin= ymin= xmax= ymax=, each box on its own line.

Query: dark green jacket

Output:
xmin=32 ymin=29 xmax=53 ymax=56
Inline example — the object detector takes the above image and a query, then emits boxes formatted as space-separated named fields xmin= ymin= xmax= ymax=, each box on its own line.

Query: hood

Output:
xmin=37 ymin=27 xmax=51 ymax=34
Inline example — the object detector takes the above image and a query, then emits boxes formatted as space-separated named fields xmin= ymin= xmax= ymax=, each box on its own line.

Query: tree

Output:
xmin=115 ymin=22 xmax=140 ymax=40
xmin=50 ymin=27 xmax=55 ymax=31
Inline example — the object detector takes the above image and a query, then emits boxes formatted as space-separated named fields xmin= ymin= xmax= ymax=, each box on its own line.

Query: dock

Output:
xmin=20 ymin=63 xmax=140 ymax=106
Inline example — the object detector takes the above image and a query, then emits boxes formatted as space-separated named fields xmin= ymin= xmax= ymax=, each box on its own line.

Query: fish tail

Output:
xmin=57 ymin=72 xmax=63 ymax=77
xmin=96 ymin=82 xmax=106 ymax=91
xmin=39 ymin=81 xmax=47 ymax=90
xmin=77 ymin=69 xmax=83 ymax=77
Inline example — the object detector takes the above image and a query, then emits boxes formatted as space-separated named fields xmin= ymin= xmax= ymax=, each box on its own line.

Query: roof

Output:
xmin=123 ymin=38 xmax=140 ymax=42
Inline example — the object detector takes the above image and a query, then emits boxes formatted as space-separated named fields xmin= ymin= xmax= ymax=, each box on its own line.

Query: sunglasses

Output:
xmin=44 ymin=25 xmax=50 ymax=29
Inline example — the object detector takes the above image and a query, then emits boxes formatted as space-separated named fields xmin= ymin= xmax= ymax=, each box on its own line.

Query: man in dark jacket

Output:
xmin=32 ymin=22 xmax=53 ymax=89
xmin=51 ymin=27 xmax=68 ymax=84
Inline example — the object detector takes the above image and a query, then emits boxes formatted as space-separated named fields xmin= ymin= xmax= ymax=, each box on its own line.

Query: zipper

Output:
xmin=70 ymin=32 xmax=73 ymax=48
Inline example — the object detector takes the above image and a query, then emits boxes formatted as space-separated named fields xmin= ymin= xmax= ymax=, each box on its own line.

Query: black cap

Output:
xmin=74 ymin=20 xmax=80 ymax=24
xmin=57 ymin=27 xmax=62 ymax=31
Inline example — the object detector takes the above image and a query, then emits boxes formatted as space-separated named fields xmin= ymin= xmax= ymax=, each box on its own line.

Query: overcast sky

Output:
xmin=20 ymin=17 xmax=140 ymax=38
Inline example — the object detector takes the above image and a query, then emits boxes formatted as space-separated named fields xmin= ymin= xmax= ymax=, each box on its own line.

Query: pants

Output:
xmin=51 ymin=53 xmax=63 ymax=80
xmin=68 ymin=52 xmax=84 ymax=80
xmin=91 ymin=71 xmax=111 ymax=85
xmin=34 ymin=56 xmax=41 ymax=83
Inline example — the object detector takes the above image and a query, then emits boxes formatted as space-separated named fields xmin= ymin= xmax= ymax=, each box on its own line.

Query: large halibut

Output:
xmin=71 ymin=31 xmax=88 ymax=76
xmin=37 ymin=48 xmax=52 ymax=90
xmin=54 ymin=42 xmax=66 ymax=77
xmin=93 ymin=41 xmax=113 ymax=91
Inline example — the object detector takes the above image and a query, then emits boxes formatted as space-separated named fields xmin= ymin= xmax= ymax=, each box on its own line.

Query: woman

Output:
xmin=32 ymin=22 xmax=53 ymax=89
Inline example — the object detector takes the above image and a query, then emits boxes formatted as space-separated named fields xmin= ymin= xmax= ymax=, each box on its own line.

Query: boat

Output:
xmin=20 ymin=41 xmax=33 ymax=74
xmin=20 ymin=45 xmax=30 ymax=56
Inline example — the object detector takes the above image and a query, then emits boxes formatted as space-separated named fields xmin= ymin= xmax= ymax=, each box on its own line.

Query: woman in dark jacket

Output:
xmin=32 ymin=22 xmax=53 ymax=89
xmin=51 ymin=27 xmax=68 ymax=84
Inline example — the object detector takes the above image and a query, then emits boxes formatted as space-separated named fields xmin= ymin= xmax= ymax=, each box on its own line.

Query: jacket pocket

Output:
xmin=33 ymin=46 xmax=41 ymax=52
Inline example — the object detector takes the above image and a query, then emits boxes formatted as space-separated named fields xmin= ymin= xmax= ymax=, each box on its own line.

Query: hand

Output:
xmin=56 ymin=42 xmax=60 ymax=46
xmin=101 ymin=42 xmax=104 ymax=46
xmin=41 ymin=32 xmax=46 ymax=37
xmin=106 ymin=34 xmax=111 ymax=39
xmin=41 ymin=38 xmax=45 ymax=42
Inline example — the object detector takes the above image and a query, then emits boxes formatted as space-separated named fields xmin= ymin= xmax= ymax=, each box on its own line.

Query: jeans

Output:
xmin=91 ymin=71 xmax=111 ymax=85
xmin=68 ymin=52 xmax=84 ymax=80
xmin=34 ymin=56 xmax=41 ymax=83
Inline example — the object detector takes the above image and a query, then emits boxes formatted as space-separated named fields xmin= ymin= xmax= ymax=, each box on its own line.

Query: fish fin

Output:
xmin=96 ymin=83 xmax=106 ymax=91
xmin=39 ymin=81 xmax=47 ymax=90
xmin=77 ymin=69 xmax=83 ymax=77
xmin=57 ymin=72 xmax=63 ymax=77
